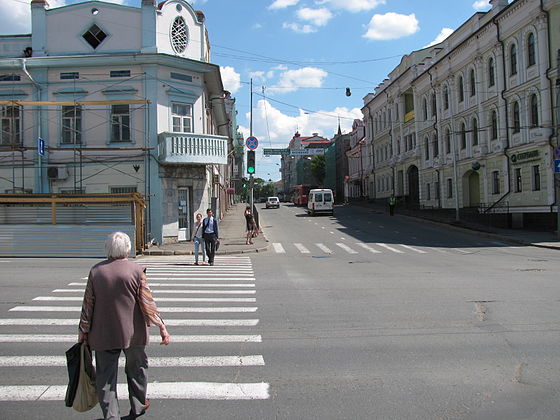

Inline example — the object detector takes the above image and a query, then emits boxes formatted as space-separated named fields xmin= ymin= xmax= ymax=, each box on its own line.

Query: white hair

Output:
xmin=105 ymin=232 xmax=131 ymax=259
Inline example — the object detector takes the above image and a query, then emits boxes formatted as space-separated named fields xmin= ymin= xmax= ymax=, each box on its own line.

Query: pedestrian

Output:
xmin=78 ymin=231 xmax=170 ymax=420
xmin=388 ymin=194 xmax=396 ymax=216
xmin=192 ymin=213 xmax=207 ymax=265
xmin=244 ymin=205 xmax=255 ymax=245
xmin=202 ymin=208 xmax=219 ymax=266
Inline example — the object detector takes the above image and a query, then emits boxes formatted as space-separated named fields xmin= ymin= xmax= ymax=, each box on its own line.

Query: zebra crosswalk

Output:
xmin=0 ymin=256 xmax=269 ymax=405
xmin=271 ymin=242 xmax=476 ymax=256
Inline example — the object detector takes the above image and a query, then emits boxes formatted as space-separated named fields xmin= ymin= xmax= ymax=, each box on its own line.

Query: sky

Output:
xmin=1 ymin=0 xmax=500 ymax=181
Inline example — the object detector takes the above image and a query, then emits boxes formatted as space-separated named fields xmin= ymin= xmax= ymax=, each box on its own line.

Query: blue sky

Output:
xmin=2 ymin=0 xmax=498 ymax=181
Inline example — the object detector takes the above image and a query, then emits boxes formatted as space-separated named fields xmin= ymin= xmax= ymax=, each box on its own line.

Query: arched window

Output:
xmin=431 ymin=94 xmax=437 ymax=117
xmin=458 ymin=76 xmax=464 ymax=102
xmin=472 ymin=118 xmax=478 ymax=146
xmin=470 ymin=69 xmax=476 ymax=97
xmin=512 ymin=101 xmax=520 ymax=133
xmin=527 ymin=32 xmax=536 ymax=67
xmin=510 ymin=44 xmax=518 ymax=76
xmin=433 ymin=134 xmax=439 ymax=157
xmin=443 ymin=86 xmax=449 ymax=110
xmin=171 ymin=17 xmax=188 ymax=54
xmin=460 ymin=122 xmax=466 ymax=149
xmin=445 ymin=127 xmax=451 ymax=154
xmin=491 ymin=110 xmax=498 ymax=140
xmin=530 ymin=94 xmax=539 ymax=127
xmin=488 ymin=57 xmax=495 ymax=87
xmin=422 ymin=98 xmax=428 ymax=120
xmin=425 ymin=136 xmax=430 ymax=160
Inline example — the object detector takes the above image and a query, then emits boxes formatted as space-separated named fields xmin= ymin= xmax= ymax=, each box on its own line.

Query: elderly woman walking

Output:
xmin=78 ymin=232 xmax=170 ymax=420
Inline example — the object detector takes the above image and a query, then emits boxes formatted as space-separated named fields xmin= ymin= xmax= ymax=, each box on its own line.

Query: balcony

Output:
xmin=158 ymin=132 xmax=228 ymax=165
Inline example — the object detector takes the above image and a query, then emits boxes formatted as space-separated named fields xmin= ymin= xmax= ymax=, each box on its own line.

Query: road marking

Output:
xmin=335 ymin=243 xmax=358 ymax=254
xmin=315 ymin=243 xmax=332 ymax=254
xmin=375 ymin=243 xmax=404 ymax=253
xmin=294 ymin=243 xmax=310 ymax=254
xmin=452 ymin=248 xmax=471 ymax=254
xmin=68 ymin=282 xmax=256 ymax=288
xmin=272 ymin=243 xmax=286 ymax=253
xmin=0 ymin=318 xmax=259 ymax=327
xmin=9 ymin=306 xmax=259 ymax=313
xmin=53 ymin=289 xmax=256 ymax=295
xmin=427 ymin=247 xmax=449 ymax=254
xmin=0 ymin=355 xmax=265 ymax=367
xmin=0 ymin=334 xmax=262 ymax=343
xmin=33 ymin=296 xmax=256 ymax=303
xmin=399 ymin=244 xmax=427 ymax=254
xmin=355 ymin=243 xmax=381 ymax=253
xmin=140 ymin=277 xmax=256 ymax=281
xmin=0 ymin=382 xmax=270 ymax=401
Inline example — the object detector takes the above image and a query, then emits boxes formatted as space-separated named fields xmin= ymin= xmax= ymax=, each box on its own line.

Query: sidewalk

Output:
xmin=349 ymin=200 xmax=560 ymax=251
xmin=142 ymin=203 xmax=269 ymax=256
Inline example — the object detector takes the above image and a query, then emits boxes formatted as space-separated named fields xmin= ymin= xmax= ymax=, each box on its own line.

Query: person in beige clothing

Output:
xmin=79 ymin=232 xmax=170 ymax=420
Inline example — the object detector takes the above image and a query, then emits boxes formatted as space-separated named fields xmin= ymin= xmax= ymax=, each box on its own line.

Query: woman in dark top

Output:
xmin=244 ymin=205 xmax=255 ymax=245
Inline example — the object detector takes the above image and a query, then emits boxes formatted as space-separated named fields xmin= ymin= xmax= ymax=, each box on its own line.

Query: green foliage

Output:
xmin=310 ymin=154 xmax=326 ymax=185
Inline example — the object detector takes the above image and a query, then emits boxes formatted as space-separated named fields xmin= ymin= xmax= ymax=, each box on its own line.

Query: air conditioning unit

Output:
xmin=47 ymin=166 xmax=68 ymax=180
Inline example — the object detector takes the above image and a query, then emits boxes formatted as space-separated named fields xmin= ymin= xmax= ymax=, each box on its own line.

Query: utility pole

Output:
xmin=249 ymin=78 xmax=254 ymax=212
xmin=555 ymin=52 xmax=560 ymax=238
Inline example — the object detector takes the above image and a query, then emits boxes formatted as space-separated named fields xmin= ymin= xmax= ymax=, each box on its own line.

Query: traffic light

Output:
xmin=247 ymin=150 xmax=256 ymax=174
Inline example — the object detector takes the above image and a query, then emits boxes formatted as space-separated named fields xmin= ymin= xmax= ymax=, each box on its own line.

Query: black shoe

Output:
xmin=209 ymin=262 xmax=214 ymax=266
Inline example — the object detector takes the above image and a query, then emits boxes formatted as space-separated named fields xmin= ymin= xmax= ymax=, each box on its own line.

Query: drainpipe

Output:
xmin=21 ymin=58 xmax=44 ymax=192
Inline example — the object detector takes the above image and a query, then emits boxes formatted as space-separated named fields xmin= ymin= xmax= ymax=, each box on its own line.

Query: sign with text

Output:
xmin=290 ymin=148 xmax=325 ymax=156
xmin=263 ymin=148 xmax=290 ymax=156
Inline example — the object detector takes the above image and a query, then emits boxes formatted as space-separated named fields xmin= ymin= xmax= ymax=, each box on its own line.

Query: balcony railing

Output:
xmin=158 ymin=132 xmax=228 ymax=165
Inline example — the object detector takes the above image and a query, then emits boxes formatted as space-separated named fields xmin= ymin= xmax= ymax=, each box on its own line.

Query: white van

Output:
xmin=307 ymin=189 xmax=334 ymax=216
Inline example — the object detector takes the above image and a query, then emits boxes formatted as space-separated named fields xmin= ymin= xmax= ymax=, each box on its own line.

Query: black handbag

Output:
xmin=64 ymin=343 xmax=82 ymax=407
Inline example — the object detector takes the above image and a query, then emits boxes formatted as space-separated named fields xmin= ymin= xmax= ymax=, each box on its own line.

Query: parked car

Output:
xmin=265 ymin=196 xmax=280 ymax=209
xmin=307 ymin=189 xmax=334 ymax=216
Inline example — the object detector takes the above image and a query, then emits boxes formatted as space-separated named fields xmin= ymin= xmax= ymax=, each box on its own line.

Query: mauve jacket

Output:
xmin=84 ymin=259 xmax=149 ymax=351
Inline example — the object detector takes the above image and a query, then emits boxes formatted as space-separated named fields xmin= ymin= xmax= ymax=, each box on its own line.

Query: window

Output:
xmin=512 ymin=101 xmax=520 ymax=133
xmin=111 ymin=105 xmax=130 ymax=142
xmin=61 ymin=106 xmax=82 ymax=144
xmin=422 ymin=98 xmax=428 ymax=121
xmin=443 ymin=86 xmax=449 ymax=110
xmin=171 ymin=17 xmax=188 ymax=53
xmin=460 ymin=123 xmax=466 ymax=149
xmin=491 ymin=110 xmax=498 ymax=140
xmin=488 ymin=58 xmax=495 ymax=87
xmin=458 ymin=76 xmax=464 ymax=102
xmin=433 ymin=135 xmax=439 ymax=157
xmin=472 ymin=118 xmax=478 ymax=146
xmin=0 ymin=74 xmax=21 ymax=82
xmin=435 ymin=182 xmax=440 ymax=199
xmin=60 ymin=72 xmax=79 ymax=80
xmin=532 ymin=165 xmax=540 ymax=191
xmin=447 ymin=178 xmax=453 ymax=198
xmin=426 ymin=183 xmax=431 ymax=200
xmin=172 ymin=103 xmax=192 ymax=133
xmin=431 ymin=94 xmax=437 ymax=117
xmin=510 ymin=44 xmax=517 ymax=76
xmin=470 ymin=69 xmax=476 ymax=97
xmin=445 ymin=128 xmax=451 ymax=154
xmin=425 ymin=137 xmax=430 ymax=160
xmin=0 ymin=106 xmax=21 ymax=146
xmin=492 ymin=171 xmax=500 ymax=194
xmin=82 ymin=24 xmax=107 ymax=49
xmin=110 ymin=70 xmax=131 ymax=78
xmin=527 ymin=32 xmax=536 ymax=67
xmin=530 ymin=94 xmax=539 ymax=128
xmin=111 ymin=186 xmax=137 ymax=194
xmin=515 ymin=168 xmax=522 ymax=192
xmin=170 ymin=72 xmax=193 ymax=83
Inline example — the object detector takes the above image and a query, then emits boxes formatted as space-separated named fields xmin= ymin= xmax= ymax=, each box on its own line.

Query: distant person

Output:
xmin=191 ymin=213 xmax=206 ymax=265
xmin=202 ymin=208 xmax=219 ymax=266
xmin=78 ymin=231 xmax=170 ymax=420
xmin=388 ymin=194 xmax=396 ymax=216
xmin=244 ymin=205 xmax=256 ymax=245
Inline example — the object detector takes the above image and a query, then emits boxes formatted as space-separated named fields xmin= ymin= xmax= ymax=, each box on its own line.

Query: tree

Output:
xmin=310 ymin=154 xmax=326 ymax=186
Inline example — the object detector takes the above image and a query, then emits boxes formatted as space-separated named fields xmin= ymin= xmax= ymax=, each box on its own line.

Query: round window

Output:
xmin=171 ymin=16 xmax=188 ymax=54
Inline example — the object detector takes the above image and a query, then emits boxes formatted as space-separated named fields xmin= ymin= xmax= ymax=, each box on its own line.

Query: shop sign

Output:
xmin=510 ymin=150 xmax=539 ymax=164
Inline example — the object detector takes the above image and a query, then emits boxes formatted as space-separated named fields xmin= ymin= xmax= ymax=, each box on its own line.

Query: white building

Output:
xmin=0 ymin=0 xmax=234 ymax=246
xmin=362 ymin=0 xmax=560 ymax=229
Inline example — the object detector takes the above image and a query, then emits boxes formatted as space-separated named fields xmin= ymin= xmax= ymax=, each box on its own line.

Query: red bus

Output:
xmin=291 ymin=185 xmax=318 ymax=206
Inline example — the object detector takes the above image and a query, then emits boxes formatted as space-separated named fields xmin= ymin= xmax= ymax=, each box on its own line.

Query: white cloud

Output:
xmin=220 ymin=66 xmax=241 ymax=94
xmin=269 ymin=67 xmax=328 ymax=93
xmin=424 ymin=28 xmax=454 ymax=48
xmin=282 ymin=22 xmax=317 ymax=33
xmin=268 ymin=0 xmax=300 ymax=10
xmin=315 ymin=0 xmax=386 ymax=13
xmin=296 ymin=7 xmax=333 ymax=26
xmin=472 ymin=0 xmax=491 ymax=10
xmin=363 ymin=12 xmax=420 ymax=40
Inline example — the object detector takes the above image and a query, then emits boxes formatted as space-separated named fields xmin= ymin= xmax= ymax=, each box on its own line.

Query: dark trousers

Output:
xmin=95 ymin=346 xmax=148 ymax=420
xmin=389 ymin=204 xmax=395 ymax=216
xmin=204 ymin=233 xmax=217 ymax=264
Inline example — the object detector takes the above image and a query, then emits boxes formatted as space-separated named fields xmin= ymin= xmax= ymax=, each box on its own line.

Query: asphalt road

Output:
xmin=1 ymin=203 xmax=560 ymax=419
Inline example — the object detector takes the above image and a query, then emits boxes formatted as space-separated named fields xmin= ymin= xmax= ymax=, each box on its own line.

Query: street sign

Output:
xmin=246 ymin=136 xmax=258 ymax=150
xmin=263 ymin=148 xmax=289 ymax=156
xmin=290 ymin=148 xmax=325 ymax=156
xmin=37 ymin=138 xmax=45 ymax=156
xmin=555 ymin=160 xmax=560 ymax=173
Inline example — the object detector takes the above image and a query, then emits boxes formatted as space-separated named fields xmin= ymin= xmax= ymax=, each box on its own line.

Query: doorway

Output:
xmin=177 ymin=187 xmax=191 ymax=241
xmin=407 ymin=165 xmax=419 ymax=204
xmin=464 ymin=171 xmax=480 ymax=207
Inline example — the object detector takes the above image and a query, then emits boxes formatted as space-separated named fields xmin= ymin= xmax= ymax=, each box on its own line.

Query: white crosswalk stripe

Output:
xmin=355 ymin=243 xmax=381 ymax=253
xmin=335 ymin=243 xmax=358 ymax=254
xmin=399 ymin=244 xmax=427 ymax=254
xmin=374 ymin=243 xmax=404 ymax=253
xmin=316 ymin=243 xmax=333 ymax=253
xmin=294 ymin=243 xmax=310 ymax=253
xmin=272 ymin=243 xmax=286 ymax=253
xmin=1 ymin=256 xmax=269 ymax=404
